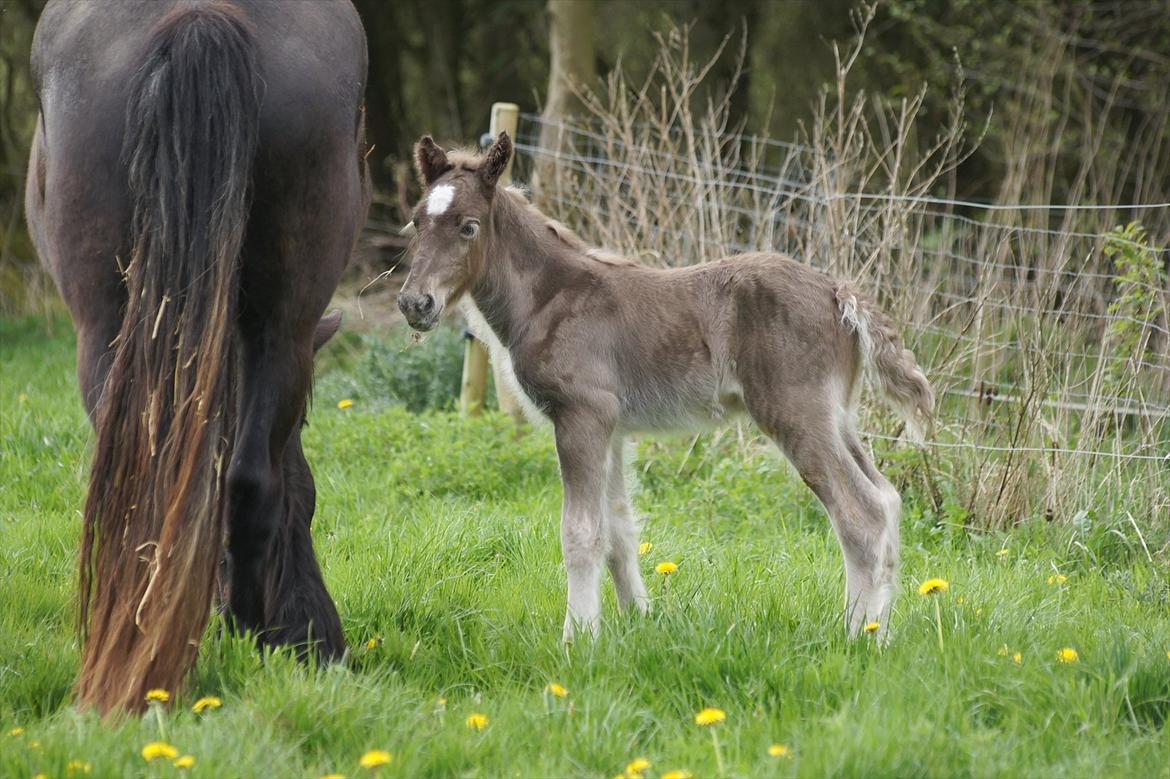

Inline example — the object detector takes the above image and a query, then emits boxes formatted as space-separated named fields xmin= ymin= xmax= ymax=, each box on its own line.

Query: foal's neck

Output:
xmin=469 ymin=190 xmax=586 ymax=346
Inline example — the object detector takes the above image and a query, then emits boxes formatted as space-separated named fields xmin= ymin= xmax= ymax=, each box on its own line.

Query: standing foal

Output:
xmin=398 ymin=132 xmax=933 ymax=641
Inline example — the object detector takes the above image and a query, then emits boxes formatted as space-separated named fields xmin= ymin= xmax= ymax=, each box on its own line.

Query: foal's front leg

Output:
xmin=554 ymin=408 xmax=616 ymax=641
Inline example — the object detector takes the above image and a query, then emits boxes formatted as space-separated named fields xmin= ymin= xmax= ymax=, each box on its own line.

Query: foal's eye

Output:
xmin=460 ymin=221 xmax=479 ymax=239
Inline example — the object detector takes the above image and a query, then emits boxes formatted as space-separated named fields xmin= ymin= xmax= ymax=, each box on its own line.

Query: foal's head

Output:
xmin=397 ymin=132 xmax=512 ymax=331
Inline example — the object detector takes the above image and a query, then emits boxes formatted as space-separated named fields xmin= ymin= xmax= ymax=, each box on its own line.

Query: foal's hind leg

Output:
xmin=604 ymin=439 xmax=650 ymax=614
xmin=749 ymin=398 xmax=898 ymax=637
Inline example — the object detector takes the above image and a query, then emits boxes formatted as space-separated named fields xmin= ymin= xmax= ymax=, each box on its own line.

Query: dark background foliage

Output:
xmin=2 ymin=0 xmax=1167 ymax=307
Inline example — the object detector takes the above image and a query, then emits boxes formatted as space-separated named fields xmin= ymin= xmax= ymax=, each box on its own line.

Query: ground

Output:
xmin=1 ymin=316 xmax=1168 ymax=779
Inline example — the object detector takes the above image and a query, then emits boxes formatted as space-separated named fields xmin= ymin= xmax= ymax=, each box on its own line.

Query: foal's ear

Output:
xmin=479 ymin=131 xmax=513 ymax=191
xmin=414 ymin=135 xmax=451 ymax=186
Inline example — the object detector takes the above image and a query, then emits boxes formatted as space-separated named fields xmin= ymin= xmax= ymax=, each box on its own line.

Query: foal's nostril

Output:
xmin=418 ymin=293 xmax=435 ymax=316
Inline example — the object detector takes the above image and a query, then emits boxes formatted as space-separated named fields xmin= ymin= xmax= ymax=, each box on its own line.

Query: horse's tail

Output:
xmin=836 ymin=285 xmax=935 ymax=443
xmin=76 ymin=4 xmax=260 ymax=714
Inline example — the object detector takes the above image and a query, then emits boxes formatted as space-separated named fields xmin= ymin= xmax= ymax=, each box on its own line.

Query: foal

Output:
xmin=398 ymin=132 xmax=934 ymax=641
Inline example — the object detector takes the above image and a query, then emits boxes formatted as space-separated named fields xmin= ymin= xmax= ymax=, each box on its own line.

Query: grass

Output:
xmin=1 ymin=315 xmax=1168 ymax=779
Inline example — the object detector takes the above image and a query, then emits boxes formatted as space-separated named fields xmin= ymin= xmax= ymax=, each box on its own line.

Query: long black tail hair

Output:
xmin=77 ymin=2 xmax=259 ymax=714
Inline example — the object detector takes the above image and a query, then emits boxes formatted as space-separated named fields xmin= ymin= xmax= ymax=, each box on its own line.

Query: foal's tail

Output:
xmin=77 ymin=4 xmax=260 ymax=714
xmin=836 ymin=286 xmax=934 ymax=443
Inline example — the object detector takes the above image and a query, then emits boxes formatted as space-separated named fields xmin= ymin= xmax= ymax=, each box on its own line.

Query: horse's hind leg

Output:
xmin=748 ymin=394 xmax=898 ymax=638
xmin=604 ymin=439 xmax=650 ymax=614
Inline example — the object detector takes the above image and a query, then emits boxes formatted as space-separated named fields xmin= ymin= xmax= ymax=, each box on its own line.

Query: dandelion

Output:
xmin=768 ymin=744 xmax=792 ymax=758
xmin=655 ymin=561 xmax=678 ymax=575
xmin=319 ymin=774 xmax=346 ymax=779
xmin=437 ymin=697 xmax=447 ymax=708
xmin=7 ymin=727 xmax=23 ymax=737
xmin=1047 ymin=574 xmax=1068 ymax=585
xmin=366 ymin=637 xmax=382 ymax=650
xmin=338 ymin=398 xmax=355 ymax=409
xmin=29 ymin=740 xmax=40 ymax=749
xmin=625 ymin=757 xmax=651 ymax=777
xmin=919 ymin=577 xmax=949 ymax=650
xmin=173 ymin=755 xmax=196 ymax=769
xmin=1012 ymin=652 xmax=1022 ymax=664
xmin=145 ymin=688 xmax=170 ymax=703
xmin=662 ymin=771 xmax=693 ymax=779
xmin=466 ymin=713 xmax=489 ymax=731
xmin=359 ymin=750 xmax=392 ymax=769
xmin=638 ymin=542 xmax=653 ymax=556
xmin=863 ymin=621 xmax=880 ymax=634
xmin=66 ymin=759 xmax=92 ymax=776
xmin=142 ymin=742 xmax=179 ymax=761
xmin=695 ymin=707 xmax=726 ymax=726
xmin=995 ymin=548 xmax=1009 ymax=557
xmin=545 ymin=683 xmax=569 ymax=698
xmin=1057 ymin=647 xmax=1079 ymax=663
xmin=918 ymin=578 xmax=949 ymax=595
xmin=695 ymin=707 xmax=726 ymax=776
xmin=192 ymin=696 xmax=222 ymax=714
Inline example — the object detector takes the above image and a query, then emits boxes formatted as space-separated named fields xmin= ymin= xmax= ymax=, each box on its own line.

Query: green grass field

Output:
xmin=2 ymin=316 xmax=1168 ymax=779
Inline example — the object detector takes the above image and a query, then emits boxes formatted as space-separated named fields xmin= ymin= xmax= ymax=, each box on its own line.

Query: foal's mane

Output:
xmin=498 ymin=185 xmax=632 ymax=266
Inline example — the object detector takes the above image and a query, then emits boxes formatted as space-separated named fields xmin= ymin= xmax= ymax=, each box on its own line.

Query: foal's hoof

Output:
xmin=562 ymin=613 xmax=601 ymax=643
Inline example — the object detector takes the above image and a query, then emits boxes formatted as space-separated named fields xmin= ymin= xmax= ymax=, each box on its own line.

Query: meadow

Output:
xmin=2 ymin=314 xmax=1168 ymax=779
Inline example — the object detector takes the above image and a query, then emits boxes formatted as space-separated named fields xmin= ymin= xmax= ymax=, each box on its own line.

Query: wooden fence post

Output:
xmin=460 ymin=102 xmax=526 ymax=423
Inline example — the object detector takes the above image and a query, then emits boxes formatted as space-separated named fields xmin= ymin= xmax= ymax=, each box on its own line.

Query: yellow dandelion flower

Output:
xmin=33 ymin=775 xmax=46 ymax=779
xmin=7 ymin=727 xmax=23 ymax=737
xmin=768 ymin=743 xmax=792 ymax=758
xmin=638 ymin=542 xmax=653 ymax=556
xmin=359 ymin=750 xmax=392 ymax=769
xmin=437 ymin=697 xmax=447 ymax=707
xmin=319 ymin=774 xmax=346 ymax=779
xmin=662 ymin=771 xmax=693 ymax=779
xmin=863 ymin=621 xmax=880 ymax=633
xmin=918 ymin=578 xmax=949 ymax=595
xmin=366 ymin=637 xmax=381 ymax=650
xmin=1012 ymin=651 xmax=1022 ymax=664
xmin=655 ymin=561 xmax=678 ymax=575
xmin=1047 ymin=574 xmax=1068 ymax=585
xmin=29 ymin=740 xmax=41 ymax=749
xmin=995 ymin=548 xmax=1009 ymax=557
xmin=173 ymin=755 xmax=196 ymax=769
xmin=625 ymin=757 xmax=651 ymax=777
xmin=466 ymin=713 xmax=489 ymax=731
xmin=142 ymin=742 xmax=179 ymax=761
xmin=545 ymin=683 xmax=569 ymax=698
xmin=694 ymin=707 xmax=726 ymax=726
xmin=192 ymin=696 xmax=222 ymax=713
xmin=145 ymin=688 xmax=170 ymax=703
xmin=338 ymin=398 xmax=355 ymax=409
xmin=1057 ymin=647 xmax=1079 ymax=663
xmin=66 ymin=759 xmax=92 ymax=775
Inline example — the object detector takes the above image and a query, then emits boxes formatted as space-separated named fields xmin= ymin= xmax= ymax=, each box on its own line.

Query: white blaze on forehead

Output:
xmin=426 ymin=184 xmax=455 ymax=216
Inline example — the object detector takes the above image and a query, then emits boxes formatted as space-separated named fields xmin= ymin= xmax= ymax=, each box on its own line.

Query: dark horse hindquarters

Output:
xmin=26 ymin=0 xmax=370 ymax=713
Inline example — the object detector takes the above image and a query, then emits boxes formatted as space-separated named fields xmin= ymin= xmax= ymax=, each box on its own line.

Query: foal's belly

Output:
xmin=617 ymin=376 xmax=746 ymax=434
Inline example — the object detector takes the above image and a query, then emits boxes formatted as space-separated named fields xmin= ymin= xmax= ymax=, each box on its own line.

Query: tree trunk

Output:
xmin=535 ymin=0 xmax=596 ymax=203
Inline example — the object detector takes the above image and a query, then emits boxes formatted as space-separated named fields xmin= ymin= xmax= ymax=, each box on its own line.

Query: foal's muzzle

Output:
xmin=398 ymin=291 xmax=440 ymax=331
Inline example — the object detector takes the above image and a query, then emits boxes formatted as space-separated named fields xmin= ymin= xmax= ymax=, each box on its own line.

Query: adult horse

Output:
xmin=25 ymin=0 xmax=370 ymax=713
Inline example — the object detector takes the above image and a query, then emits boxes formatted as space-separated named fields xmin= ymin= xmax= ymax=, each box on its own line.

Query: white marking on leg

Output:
xmin=426 ymin=184 xmax=455 ymax=216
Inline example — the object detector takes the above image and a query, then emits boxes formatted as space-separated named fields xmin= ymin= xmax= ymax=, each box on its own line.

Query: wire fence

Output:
xmin=509 ymin=113 xmax=1170 ymax=474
